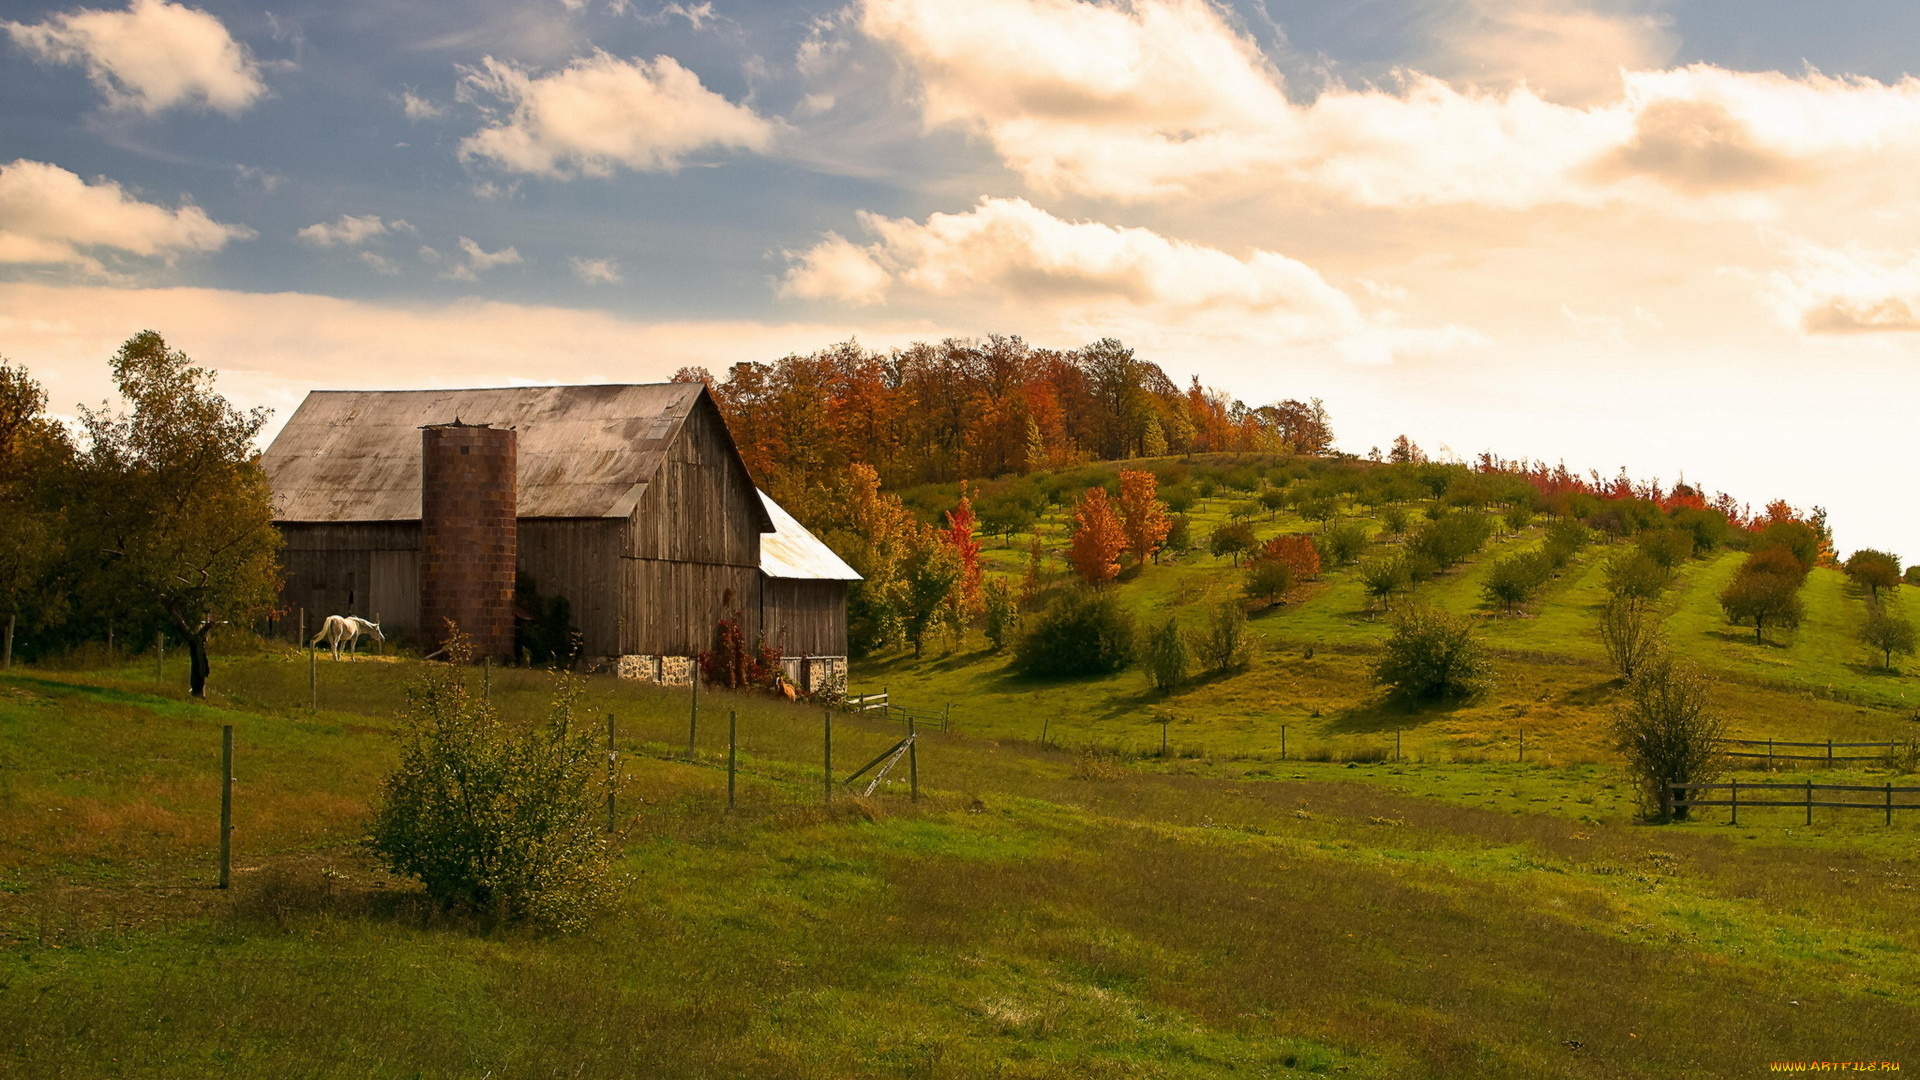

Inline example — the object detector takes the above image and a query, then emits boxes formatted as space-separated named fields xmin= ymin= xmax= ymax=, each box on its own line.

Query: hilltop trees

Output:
xmin=1719 ymin=544 xmax=1809 ymax=644
xmin=1845 ymin=549 xmax=1902 ymax=600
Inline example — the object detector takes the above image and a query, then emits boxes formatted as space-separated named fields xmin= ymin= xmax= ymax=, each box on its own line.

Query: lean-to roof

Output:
xmin=758 ymin=491 xmax=862 ymax=582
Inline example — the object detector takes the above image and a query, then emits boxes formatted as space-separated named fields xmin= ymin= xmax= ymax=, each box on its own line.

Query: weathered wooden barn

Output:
xmin=259 ymin=383 xmax=857 ymax=688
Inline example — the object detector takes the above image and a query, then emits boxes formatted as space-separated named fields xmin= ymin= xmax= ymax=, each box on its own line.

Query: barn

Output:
xmin=258 ymin=382 xmax=857 ymax=691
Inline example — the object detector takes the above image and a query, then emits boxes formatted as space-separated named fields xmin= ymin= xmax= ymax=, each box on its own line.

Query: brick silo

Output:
xmin=419 ymin=421 xmax=516 ymax=661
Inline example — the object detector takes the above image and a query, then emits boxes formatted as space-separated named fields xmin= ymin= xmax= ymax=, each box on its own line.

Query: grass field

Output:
xmin=4 ymin=485 xmax=1917 ymax=1075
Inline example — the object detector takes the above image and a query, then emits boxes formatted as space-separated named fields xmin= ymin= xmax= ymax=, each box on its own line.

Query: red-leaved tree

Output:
xmin=1068 ymin=487 xmax=1127 ymax=586
xmin=1118 ymin=470 xmax=1171 ymax=566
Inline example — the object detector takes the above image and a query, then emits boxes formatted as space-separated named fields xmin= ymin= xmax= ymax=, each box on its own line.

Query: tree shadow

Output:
xmin=1705 ymin=629 xmax=1791 ymax=650
xmin=1323 ymin=695 xmax=1464 ymax=735
xmin=1560 ymin=678 xmax=1619 ymax=708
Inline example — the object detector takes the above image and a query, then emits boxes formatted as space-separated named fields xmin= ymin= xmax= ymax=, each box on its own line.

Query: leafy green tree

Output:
xmin=1244 ymin=558 xmax=1294 ymax=608
xmin=66 ymin=332 xmax=280 ymax=696
xmin=1861 ymin=606 xmax=1916 ymax=670
xmin=1014 ymin=589 xmax=1137 ymax=677
xmin=1380 ymin=505 xmax=1411 ymax=535
xmin=368 ymin=638 xmax=613 ymax=930
xmin=901 ymin=537 xmax=961 ymax=657
xmin=1257 ymin=486 xmax=1288 ymax=520
xmin=1502 ymin=503 xmax=1532 ymax=534
xmin=1907 ymin=565 xmax=1920 ymax=587
xmin=1613 ymin=652 xmax=1726 ymax=822
xmin=1209 ymin=521 xmax=1257 ymax=567
xmin=1142 ymin=617 xmax=1189 ymax=695
xmin=1161 ymin=484 xmax=1196 ymax=515
xmin=1163 ymin=514 xmax=1193 ymax=555
xmin=1190 ymin=599 xmax=1248 ymax=675
xmin=1718 ymin=570 xmax=1803 ymax=644
xmin=1360 ymin=556 xmax=1410 ymax=611
xmin=1407 ymin=512 xmax=1492 ymax=570
xmin=0 ymin=360 xmax=69 ymax=658
xmin=1604 ymin=550 xmax=1667 ymax=601
xmin=1636 ymin=528 xmax=1695 ymax=571
xmin=1845 ymin=549 xmax=1903 ymax=600
xmin=1317 ymin=521 xmax=1369 ymax=567
xmin=982 ymin=575 xmax=1019 ymax=653
xmin=1373 ymin=606 xmax=1493 ymax=707
xmin=1482 ymin=553 xmax=1548 ymax=613
xmin=1599 ymin=597 xmax=1662 ymax=680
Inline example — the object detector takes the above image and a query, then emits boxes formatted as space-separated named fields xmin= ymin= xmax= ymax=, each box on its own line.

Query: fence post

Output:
xmin=3 ymin=613 xmax=13 ymax=670
xmin=606 ymin=713 xmax=617 ymax=833
xmin=219 ymin=725 xmax=233 ymax=889
xmin=1827 ymin=739 xmax=1833 ymax=768
xmin=1281 ymin=724 xmax=1287 ymax=760
xmin=309 ymin=645 xmax=317 ymax=712
xmin=823 ymin=708 xmax=833 ymax=806
xmin=1888 ymin=782 xmax=1894 ymax=827
xmin=1518 ymin=729 xmax=1525 ymax=764
xmin=298 ymin=607 xmax=305 ymax=650
xmin=1730 ymin=778 xmax=1738 ymax=826
xmin=483 ymin=656 xmax=490 ymax=701
xmin=689 ymin=672 xmax=698 ymax=758
xmin=1768 ymin=738 xmax=1774 ymax=771
xmin=1806 ymin=778 xmax=1813 ymax=826
xmin=909 ymin=716 xmax=919 ymax=803
xmin=156 ymin=631 xmax=164 ymax=686
xmin=945 ymin=702 xmax=951 ymax=733
xmin=1041 ymin=718 xmax=1049 ymax=749
xmin=727 ymin=708 xmax=738 ymax=811
xmin=1395 ymin=729 xmax=1402 ymax=763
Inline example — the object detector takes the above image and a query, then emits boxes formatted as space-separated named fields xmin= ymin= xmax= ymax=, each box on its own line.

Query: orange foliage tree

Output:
xmin=1068 ymin=487 xmax=1127 ymax=586
xmin=945 ymin=486 xmax=984 ymax=613
xmin=1259 ymin=534 xmax=1320 ymax=582
xmin=1117 ymin=470 xmax=1171 ymax=566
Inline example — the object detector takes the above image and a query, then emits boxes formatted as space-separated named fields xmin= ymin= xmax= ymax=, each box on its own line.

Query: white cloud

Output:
xmin=359 ymin=251 xmax=400 ymax=275
xmin=444 ymin=236 xmax=523 ymax=280
xmin=7 ymin=0 xmax=266 ymax=116
xmin=1767 ymin=246 xmax=1920 ymax=335
xmin=295 ymin=214 xmax=402 ymax=248
xmin=855 ymin=0 xmax=1920 ymax=212
xmin=233 ymin=164 xmax=283 ymax=192
xmin=457 ymin=51 xmax=775 ymax=178
xmin=1420 ymin=0 xmax=1676 ymax=107
xmin=0 ymin=158 xmax=251 ymax=271
xmin=570 ymin=256 xmax=623 ymax=284
xmin=399 ymin=89 xmax=444 ymax=121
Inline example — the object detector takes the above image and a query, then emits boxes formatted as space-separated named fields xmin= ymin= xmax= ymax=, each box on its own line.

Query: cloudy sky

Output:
xmin=4 ymin=0 xmax=1920 ymax=552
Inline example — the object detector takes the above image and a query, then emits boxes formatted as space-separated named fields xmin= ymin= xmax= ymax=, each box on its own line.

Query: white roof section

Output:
xmin=758 ymin=490 xmax=862 ymax=582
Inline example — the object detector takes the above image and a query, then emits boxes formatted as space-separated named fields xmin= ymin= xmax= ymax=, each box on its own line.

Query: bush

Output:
xmin=1162 ymin=484 xmax=1196 ymax=515
xmin=1637 ymin=528 xmax=1695 ymax=570
xmin=1373 ymin=606 xmax=1492 ymax=707
xmin=1612 ymin=653 xmax=1726 ymax=822
xmin=368 ymin=641 xmax=614 ymax=931
xmin=1544 ymin=518 xmax=1590 ymax=556
xmin=1599 ymin=597 xmax=1662 ymax=680
xmin=1503 ymin=503 xmax=1532 ymax=533
xmin=1014 ymin=589 xmax=1137 ymax=677
xmin=1318 ymin=521 xmax=1370 ymax=567
xmin=1191 ymin=599 xmax=1249 ymax=675
xmin=1142 ymin=618 xmax=1189 ymax=694
xmin=1164 ymin=513 xmax=1193 ymax=554
xmin=1862 ymin=605 xmax=1916 ymax=670
xmin=1381 ymin=505 xmax=1411 ymax=534
xmin=1244 ymin=558 xmax=1295 ymax=607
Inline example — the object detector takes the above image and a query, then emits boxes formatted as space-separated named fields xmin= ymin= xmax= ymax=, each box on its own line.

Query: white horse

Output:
xmin=311 ymin=615 xmax=383 ymax=660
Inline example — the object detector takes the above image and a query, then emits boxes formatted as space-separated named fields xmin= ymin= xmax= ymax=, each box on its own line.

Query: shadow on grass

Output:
xmin=1706 ymin=629 xmax=1791 ymax=650
xmin=1323 ymin=695 xmax=1466 ymax=735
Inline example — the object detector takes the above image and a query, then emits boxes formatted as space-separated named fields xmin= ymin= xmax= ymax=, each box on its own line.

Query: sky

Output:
xmin=4 ymin=0 xmax=1920 ymax=554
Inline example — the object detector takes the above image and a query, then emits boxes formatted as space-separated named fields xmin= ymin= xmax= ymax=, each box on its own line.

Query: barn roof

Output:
xmin=758 ymin=491 xmax=862 ymax=581
xmin=261 ymin=383 xmax=771 ymax=529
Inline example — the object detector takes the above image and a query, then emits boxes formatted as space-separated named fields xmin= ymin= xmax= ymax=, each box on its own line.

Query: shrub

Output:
xmin=1503 ymin=503 xmax=1532 ymax=533
xmin=1612 ymin=653 xmax=1726 ymax=822
xmin=1381 ymin=505 xmax=1411 ymax=534
xmin=368 ymin=641 xmax=614 ymax=931
xmin=1142 ymin=618 xmax=1189 ymax=694
xmin=1373 ymin=606 xmax=1492 ymax=707
xmin=1191 ymin=599 xmax=1249 ymax=675
xmin=1318 ymin=521 xmax=1370 ymax=567
xmin=1164 ymin=514 xmax=1193 ymax=554
xmin=983 ymin=575 xmax=1019 ymax=652
xmin=1907 ymin=565 xmax=1920 ymax=587
xmin=1481 ymin=552 xmax=1549 ymax=613
xmin=1599 ymin=597 xmax=1662 ymax=680
xmin=1244 ymin=558 xmax=1295 ymax=607
xmin=1162 ymin=484 xmax=1196 ymax=515
xmin=1014 ymin=589 xmax=1137 ymax=677
xmin=1544 ymin=518 xmax=1590 ymax=557
xmin=1862 ymin=605 xmax=1916 ymax=670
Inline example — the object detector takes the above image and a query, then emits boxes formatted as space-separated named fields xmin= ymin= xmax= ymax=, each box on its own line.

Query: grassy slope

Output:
xmin=3 ymin=661 xmax=1918 ymax=1077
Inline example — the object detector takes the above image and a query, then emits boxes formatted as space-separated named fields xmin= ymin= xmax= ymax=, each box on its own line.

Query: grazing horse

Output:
xmin=310 ymin=615 xmax=383 ymax=660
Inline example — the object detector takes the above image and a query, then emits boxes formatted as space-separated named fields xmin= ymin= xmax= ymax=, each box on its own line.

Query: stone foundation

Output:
xmin=606 ymin=654 xmax=698 ymax=686
xmin=600 ymin=653 xmax=845 ymax=695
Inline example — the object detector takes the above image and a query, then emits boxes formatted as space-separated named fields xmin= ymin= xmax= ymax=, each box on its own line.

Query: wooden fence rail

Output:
xmin=844 ymin=689 xmax=950 ymax=732
xmin=1671 ymin=780 xmax=1920 ymax=825
xmin=1717 ymin=738 xmax=1904 ymax=766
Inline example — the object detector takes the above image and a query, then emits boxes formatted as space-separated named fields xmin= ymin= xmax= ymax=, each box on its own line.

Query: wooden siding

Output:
xmin=519 ymin=518 xmax=624 ymax=657
xmin=625 ymin=395 xmax=761 ymax=568
xmin=759 ymin=577 xmax=848 ymax=658
xmin=620 ymin=559 xmax=761 ymax=657
xmin=277 ymin=522 xmax=420 ymax=639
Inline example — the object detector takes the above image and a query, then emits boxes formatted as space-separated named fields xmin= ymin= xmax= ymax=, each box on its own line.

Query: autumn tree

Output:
xmin=1117 ymin=469 xmax=1171 ymax=565
xmin=1845 ymin=549 xmax=1902 ymax=600
xmin=945 ymin=487 xmax=984 ymax=613
xmin=65 ymin=332 xmax=281 ymax=696
xmin=1067 ymin=487 xmax=1127 ymax=586
xmin=0 ymin=360 xmax=68 ymax=658
xmin=1261 ymin=534 xmax=1320 ymax=583
xmin=1719 ymin=548 xmax=1806 ymax=645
